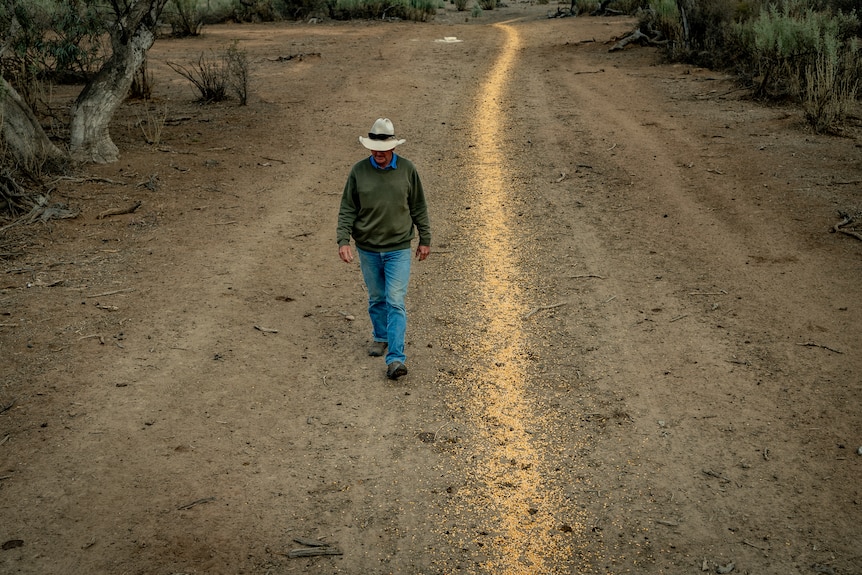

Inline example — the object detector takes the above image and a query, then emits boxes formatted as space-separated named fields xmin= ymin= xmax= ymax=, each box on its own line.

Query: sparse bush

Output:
xmin=137 ymin=103 xmax=168 ymax=145
xmin=225 ymin=41 xmax=250 ymax=106
xmin=477 ymin=0 xmax=496 ymax=10
xmin=166 ymin=43 xmax=252 ymax=104
xmin=803 ymin=39 xmax=860 ymax=132
xmin=454 ymin=0 xmax=468 ymax=11
xmin=167 ymin=52 xmax=230 ymax=103
xmin=330 ymin=0 xmax=437 ymax=20
xmin=648 ymin=0 xmax=682 ymax=51
xmin=574 ymin=0 xmax=599 ymax=15
xmin=165 ymin=0 xmax=205 ymax=37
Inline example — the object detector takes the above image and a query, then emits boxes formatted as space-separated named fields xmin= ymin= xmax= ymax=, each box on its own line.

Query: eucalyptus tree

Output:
xmin=1 ymin=0 xmax=169 ymax=169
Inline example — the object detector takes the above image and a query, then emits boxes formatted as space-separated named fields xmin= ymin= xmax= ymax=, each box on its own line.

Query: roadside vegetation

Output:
xmin=638 ymin=0 xmax=860 ymax=134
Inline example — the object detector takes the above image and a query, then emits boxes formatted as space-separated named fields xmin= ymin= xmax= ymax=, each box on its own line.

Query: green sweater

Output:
xmin=336 ymin=156 xmax=431 ymax=252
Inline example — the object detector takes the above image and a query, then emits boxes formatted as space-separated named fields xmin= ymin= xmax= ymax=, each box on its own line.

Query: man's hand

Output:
xmin=415 ymin=245 xmax=430 ymax=261
xmin=339 ymin=245 xmax=354 ymax=263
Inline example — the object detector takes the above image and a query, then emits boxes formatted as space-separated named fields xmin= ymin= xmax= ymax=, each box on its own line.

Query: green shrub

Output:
xmin=803 ymin=37 xmax=860 ymax=132
xmin=225 ymin=41 xmax=250 ymax=106
xmin=648 ymin=0 xmax=682 ymax=46
xmin=164 ymin=0 xmax=205 ymax=36
xmin=574 ymin=0 xmax=599 ymax=15
xmin=1 ymin=0 xmax=107 ymax=83
xmin=330 ymin=0 xmax=437 ymax=20
xmin=731 ymin=1 xmax=859 ymax=99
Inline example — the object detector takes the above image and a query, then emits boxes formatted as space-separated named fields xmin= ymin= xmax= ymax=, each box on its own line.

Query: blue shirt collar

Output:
xmin=370 ymin=153 xmax=398 ymax=170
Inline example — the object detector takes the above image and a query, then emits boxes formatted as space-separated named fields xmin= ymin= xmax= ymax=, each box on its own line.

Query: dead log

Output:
xmin=609 ymin=29 xmax=646 ymax=51
xmin=609 ymin=28 xmax=668 ymax=52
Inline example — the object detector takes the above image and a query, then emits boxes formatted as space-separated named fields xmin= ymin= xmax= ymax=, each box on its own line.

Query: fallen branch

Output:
xmin=177 ymin=497 xmax=215 ymax=510
xmin=269 ymin=52 xmax=321 ymax=62
xmin=85 ymin=288 xmax=136 ymax=298
xmin=292 ymin=537 xmax=330 ymax=547
xmin=569 ymin=274 xmax=605 ymax=279
xmin=609 ymin=29 xmax=646 ymax=52
xmin=97 ymin=200 xmax=142 ymax=219
xmin=702 ymin=469 xmax=731 ymax=483
xmin=797 ymin=341 xmax=842 ymax=354
xmin=831 ymin=212 xmax=862 ymax=242
xmin=286 ymin=546 xmax=343 ymax=558
xmin=524 ymin=302 xmax=568 ymax=319
xmin=609 ymin=28 xmax=667 ymax=52
xmin=254 ymin=325 xmax=279 ymax=334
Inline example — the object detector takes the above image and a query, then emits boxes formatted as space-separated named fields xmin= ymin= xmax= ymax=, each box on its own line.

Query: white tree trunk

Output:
xmin=69 ymin=0 xmax=168 ymax=164
xmin=0 ymin=76 xmax=67 ymax=171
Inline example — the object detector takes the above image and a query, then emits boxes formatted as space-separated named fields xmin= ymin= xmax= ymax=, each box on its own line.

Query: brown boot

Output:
xmin=368 ymin=341 xmax=388 ymax=357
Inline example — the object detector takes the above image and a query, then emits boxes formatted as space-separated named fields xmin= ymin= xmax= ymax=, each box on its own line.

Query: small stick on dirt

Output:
xmin=286 ymin=547 xmax=343 ymax=558
xmin=79 ymin=334 xmax=105 ymax=344
xmin=0 ymin=323 xmax=19 ymax=328
xmin=655 ymin=519 xmax=679 ymax=526
xmin=97 ymin=200 xmax=142 ymax=219
xmin=702 ymin=469 xmax=731 ymax=483
xmin=742 ymin=539 xmax=769 ymax=551
xmin=688 ymin=290 xmax=727 ymax=296
xmin=568 ymin=274 xmax=605 ymax=279
xmin=85 ymin=288 xmax=136 ymax=298
xmin=0 ymin=434 xmax=10 ymax=446
xmin=797 ymin=342 xmax=842 ymax=354
xmin=254 ymin=325 xmax=279 ymax=334
xmin=292 ymin=537 xmax=330 ymax=547
xmin=1 ymin=398 xmax=17 ymax=414
xmin=177 ymin=497 xmax=215 ymax=510
xmin=523 ymin=302 xmax=567 ymax=319
xmin=669 ymin=314 xmax=688 ymax=322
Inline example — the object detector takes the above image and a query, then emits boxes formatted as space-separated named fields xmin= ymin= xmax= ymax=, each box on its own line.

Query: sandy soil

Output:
xmin=2 ymin=4 xmax=861 ymax=574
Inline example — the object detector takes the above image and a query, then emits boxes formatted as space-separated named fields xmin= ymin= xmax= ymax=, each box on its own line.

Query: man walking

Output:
xmin=336 ymin=118 xmax=432 ymax=380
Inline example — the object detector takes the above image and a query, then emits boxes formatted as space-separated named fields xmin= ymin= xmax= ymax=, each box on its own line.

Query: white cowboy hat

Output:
xmin=359 ymin=118 xmax=406 ymax=151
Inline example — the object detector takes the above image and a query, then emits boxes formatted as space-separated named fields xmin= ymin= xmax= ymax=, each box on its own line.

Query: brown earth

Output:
xmin=1 ymin=4 xmax=861 ymax=575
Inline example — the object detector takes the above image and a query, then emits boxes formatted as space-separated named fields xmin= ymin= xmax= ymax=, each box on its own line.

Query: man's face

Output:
xmin=372 ymin=149 xmax=393 ymax=168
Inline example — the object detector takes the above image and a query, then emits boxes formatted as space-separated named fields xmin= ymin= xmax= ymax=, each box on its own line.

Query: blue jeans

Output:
xmin=357 ymin=248 xmax=412 ymax=365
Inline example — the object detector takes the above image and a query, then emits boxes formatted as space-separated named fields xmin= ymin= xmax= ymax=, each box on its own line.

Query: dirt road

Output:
xmin=2 ymin=5 xmax=861 ymax=574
